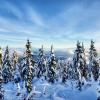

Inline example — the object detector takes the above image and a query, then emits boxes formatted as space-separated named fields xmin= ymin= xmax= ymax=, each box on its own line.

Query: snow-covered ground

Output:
xmin=3 ymin=78 xmax=99 ymax=100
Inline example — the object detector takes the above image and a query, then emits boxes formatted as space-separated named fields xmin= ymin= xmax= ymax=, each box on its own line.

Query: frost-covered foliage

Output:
xmin=0 ymin=47 xmax=4 ymax=100
xmin=2 ymin=46 xmax=12 ymax=83
xmin=23 ymin=39 xmax=34 ymax=94
xmin=37 ymin=45 xmax=46 ymax=78
xmin=47 ymin=45 xmax=57 ymax=83
xmin=73 ymin=41 xmax=88 ymax=90
xmin=0 ymin=68 xmax=4 ymax=100
xmin=0 ymin=40 xmax=100 ymax=100
xmin=89 ymin=40 xmax=99 ymax=81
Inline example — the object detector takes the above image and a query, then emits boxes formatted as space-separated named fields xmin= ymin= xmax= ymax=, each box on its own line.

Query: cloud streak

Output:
xmin=0 ymin=0 xmax=100 ymax=48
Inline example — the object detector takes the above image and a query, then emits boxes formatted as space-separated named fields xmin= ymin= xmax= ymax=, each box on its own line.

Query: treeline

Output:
xmin=0 ymin=39 xmax=99 ymax=99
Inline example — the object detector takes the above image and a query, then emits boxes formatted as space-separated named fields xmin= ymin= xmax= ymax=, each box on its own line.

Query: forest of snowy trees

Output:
xmin=0 ymin=39 xmax=100 ymax=100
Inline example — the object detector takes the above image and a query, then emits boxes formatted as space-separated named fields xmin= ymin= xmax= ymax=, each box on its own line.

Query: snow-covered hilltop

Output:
xmin=0 ymin=39 xmax=100 ymax=100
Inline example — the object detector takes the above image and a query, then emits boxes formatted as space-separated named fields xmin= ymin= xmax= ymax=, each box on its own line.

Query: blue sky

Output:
xmin=0 ymin=0 xmax=100 ymax=49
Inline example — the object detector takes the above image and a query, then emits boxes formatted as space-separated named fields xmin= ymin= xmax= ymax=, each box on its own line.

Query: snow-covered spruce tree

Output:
xmin=81 ymin=42 xmax=87 ymax=79
xmin=20 ymin=53 xmax=26 ymax=80
xmin=25 ymin=58 xmax=33 ymax=93
xmin=57 ymin=59 xmax=67 ymax=83
xmin=22 ymin=40 xmax=35 ymax=80
xmin=73 ymin=41 xmax=87 ymax=90
xmin=89 ymin=40 xmax=99 ymax=81
xmin=67 ymin=61 xmax=74 ymax=80
xmin=47 ymin=45 xmax=57 ymax=83
xmin=12 ymin=51 xmax=21 ymax=95
xmin=56 ymin=59 xmax=63 ymax=80
xmin=0 ymin=47 xmax=4 ymax=100
xmin=62 ymin=64 xmax=68 ymax=83
xmin=0 ymin=69 xmax=4 ymax=100
xmin=23 ymin=39 xmax=34 ymax=93
xmin=2 ymin=46 xmax=12 ymax=83
xmin=0 ymin=47 xmax=2 ymax=65
xmin=12 ymin=51 xmax=18 ymax=70
xmin=37 ymin=45 xmax=46 ymax=78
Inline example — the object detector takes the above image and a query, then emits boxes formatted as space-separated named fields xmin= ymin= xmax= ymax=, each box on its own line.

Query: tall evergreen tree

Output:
xmin=12 ymin=51 xmax=21 ymax=96
xmin=37 ymin=45 xmax=46 ymax=78
xmin=67 ymin=61 xmax=74 ymax=80
xmin=73 ymin=41 xmax=87 ymax=90
xmin=0 ymin=69 xmax=4 ymax=100
xmin=0 ymin=47 xmax=4 ymax=100
xmin=2 ymin=46 xmax=12 ymax=83
xmin=23 ymin=39 xmax=33 ymax=93
xmin=12 ymin=51 xmax=18 ymax=70
xmin=62 ymin=64 xmax=68 ymax=83
xmin=0 ymin=47 xmax=2 ymax=65
xmin=89 ymin=40 xmax=99 ymax=81
xmin=47 ymin=45 xmax=57 ymax=83
xmin=81 ymin=42 xmax=87 ymax=79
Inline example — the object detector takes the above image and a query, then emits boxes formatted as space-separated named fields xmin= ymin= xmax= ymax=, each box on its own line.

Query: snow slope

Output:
xmin=3 ymin=78 xmax=99 ymax=100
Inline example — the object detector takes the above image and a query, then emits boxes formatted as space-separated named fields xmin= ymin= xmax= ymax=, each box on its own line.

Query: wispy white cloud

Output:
xmin=0 ymin=0 xmax=100 ymax=49
xmin=44 ymin=2 xmax=100 ymax=44
xmin=24 ymin=5 xmax=45 ymax=27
